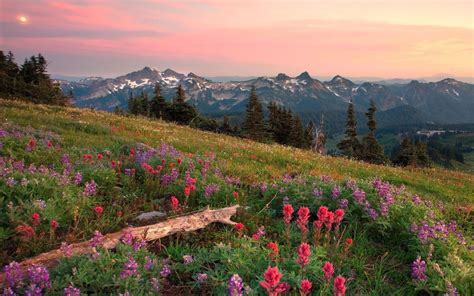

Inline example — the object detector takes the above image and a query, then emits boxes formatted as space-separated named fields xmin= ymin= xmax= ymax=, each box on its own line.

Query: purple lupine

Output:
xmin=331 ymin=186 xmax=341 ymax=200
xmin=313 ymin=188 xmax=323 ymax=198
xmin=27 ymin=264 xmax=51 ymax=289
xmin=83 ymin=180 xmax=97 ymax=196
xmin=124 ymin=168 xmax=135 ymax=177
xmin=228 ymin=274 xmax=243 ymax=296
xmin=63 ymin=284 xmax=81 ymax=296
xmin=282 ymin=196 xmax=290 ymax=204
xmin=183 ymin=255 xmax=194 ymax=264
xmin=160 ymin=260 xmax=171 ymax=277
xmin=412 ymin=195 xmax=422 ymax=205
xmin=260 ymin=182 xmax=268 ymax=193
xmin=339 ymin=198 xmax=349 ymax=209
xmin=353 ymin=189 xmax=366 ymax=204
xmin=411 ymin=256 xmax=427 ymax=281
xmin=320 ymin=175 xmax=332 ymax=182
xmin=25 ymin=285 xmax=43 ymax=296
xmin=73 ymin=172 xmax=82 ymax=185
xmin=366 ymin=208 xmax=379 ymax=220
xmin=2 ymin=287 xmax=16 ymax=296
xmin=6 ymin=177 xmax=16 ymax=187
xmin=120 ymin=228 xmax=134 ymax=245
xmin=345 ymin=179 xmax=357 ymax=191
xmin=90 ymin=230 xmax=103 ymax=248
xmin=60 ymin=242 xmax=73 ymax=257
xmin=120 ymin=257 xmax=138 ymax=279
xmin=33 ymin=200 xmax=47 ymax=210
xmin=204 ymin=183 xmax=220 ymax=198
xmin=133 ymin=239 xmax=147 ymax=251
xmin=150 ymin=278 xmax=160 ymax=293
xmin=4 ymin=261 xmax=24 ymax=288
xmin=61 ymin=154 xmax=72 ymax=176
xmin=197 ymin=273 xmax=208 ymax=283
xmin=144 ymin=256 xmax=154 ymax=270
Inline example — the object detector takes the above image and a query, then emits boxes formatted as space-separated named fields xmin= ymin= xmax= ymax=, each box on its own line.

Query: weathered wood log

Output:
xmin=0 ymin=205 xmax=239 ymax=283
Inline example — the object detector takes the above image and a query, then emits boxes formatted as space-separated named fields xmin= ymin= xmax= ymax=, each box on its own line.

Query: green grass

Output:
xmin=2 ymin=99 xmax=472 ymax=205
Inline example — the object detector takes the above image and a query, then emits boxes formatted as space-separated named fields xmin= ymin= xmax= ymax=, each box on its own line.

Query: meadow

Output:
xmin=0 ymin=99 xmax=473 ymax=295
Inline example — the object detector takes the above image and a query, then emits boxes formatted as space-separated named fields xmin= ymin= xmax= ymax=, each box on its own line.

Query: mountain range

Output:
xmin=58 ymin=67 xmax=474 ymax=128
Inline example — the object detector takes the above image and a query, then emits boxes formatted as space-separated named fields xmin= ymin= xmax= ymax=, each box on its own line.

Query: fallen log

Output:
xmin=0 ymin=205 xmax=239 ymax=283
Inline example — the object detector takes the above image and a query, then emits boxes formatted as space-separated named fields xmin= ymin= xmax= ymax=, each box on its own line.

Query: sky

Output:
xmin=1 ymin=0 xmax=473 ymax=79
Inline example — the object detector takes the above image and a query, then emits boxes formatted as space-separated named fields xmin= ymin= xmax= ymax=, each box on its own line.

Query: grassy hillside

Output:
xmin=0 ymin=99 xmax=473 ymax=295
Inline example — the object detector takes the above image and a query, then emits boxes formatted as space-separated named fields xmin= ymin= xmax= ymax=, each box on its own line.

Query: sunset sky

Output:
xmin=1 ymin=0 xmax=473 ymax=79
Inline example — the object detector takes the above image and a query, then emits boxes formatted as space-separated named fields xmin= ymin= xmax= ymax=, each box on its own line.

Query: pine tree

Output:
xmin=289 ymin=115 xmax=304 ymax=148
xmin=139 ymin=91 xmax=149 ymax=116
xmin=243 ymin=86 xmax=267 ymax=141
xmin=361 ymin=100 xmax=387 ymax=164
xmin=337 ymin=100 xmax=361 ymax=158
xmin=149 ymin=83 xmax=169 ymax=119
xmin=393 ymin=137 xmax=415 ymax=167
xmin=174 ymin=84 xmax=186 ymax=103
xmin=303 ymin=121 xmax=315 ymax=149
xmin=220 ymin=116 xmax=234 ymax=135
xmin=127 ymin=92 xmax=139 ymax=115
xmin=168 ymin=85 xmax=198 ymax=125
xmin=415 ymin=141 xmax=430 ymax=167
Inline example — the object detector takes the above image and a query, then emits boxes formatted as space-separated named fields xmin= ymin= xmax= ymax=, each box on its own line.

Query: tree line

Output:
xmin=0 ymin=50 xmax=69 ymax=105
xmin=336 ymin=100 xmax=430 ymax=167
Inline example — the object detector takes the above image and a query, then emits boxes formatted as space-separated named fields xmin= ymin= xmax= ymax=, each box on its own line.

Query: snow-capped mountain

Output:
xmin=58 ymin=67 xmax=474 ymax=124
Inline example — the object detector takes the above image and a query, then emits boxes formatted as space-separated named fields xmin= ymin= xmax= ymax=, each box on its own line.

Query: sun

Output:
xmin=18 ymin=15 xmax=28 ymax=24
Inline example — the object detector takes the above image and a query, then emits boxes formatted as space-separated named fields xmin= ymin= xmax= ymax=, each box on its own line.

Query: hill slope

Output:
xmin=0 ymin=99 xmax=473 ymax=295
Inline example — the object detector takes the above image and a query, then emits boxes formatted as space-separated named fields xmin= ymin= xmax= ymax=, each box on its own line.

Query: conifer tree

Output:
xmin=303 ymin=121 xmax=315 ymax=149
xmin=393 ymin=137 xmax=415 ymax=167
xmin=361 ymin=100 xmax=387 ymax=164
xmin=139 ymin=91 xmax=149 ymax=116
xmin=149 ymin=83 xmax=168 ymax=119
xmin=337 ymin=100 xmax=361 ymax=158
xmin=168 ymin=85 xmax=198 ymax=125
xmin=220 ymin=116 xmax=234 ymax=135
xmin=243 ymin=86 xmax=267 ymax=141
xmin=289 ymin=115 xmax=305 ymax=148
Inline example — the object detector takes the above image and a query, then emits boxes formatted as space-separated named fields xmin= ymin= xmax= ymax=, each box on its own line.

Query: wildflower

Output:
xmin=259 ymin=266 xmax=290 ymax=296
xmin=150 ymin=277 xmax=160 ymax=293
xmin=90 ymin=230 xmax=103 ymax=248
xmin=331 ymin=186 xmax=341 ymax=199
xmin=324 ymin=211 xmax=335 ymax=230
xmin=283 ymin=204 xmax=294 ymax=224
xmin=63 ymin=284 xmax=81 ymax=296
xmin=411 ymin=256 xmax=427 ymax=281
xmin=50 ymin=220 xmax=59 ymax=229
xmin=197 ymin=273 xmax=208 ymax=283
xmin=228 ymin=274 xmax=244 ymax=296
xmin=73 ymin=172 xmax=82 ymax=185
xmin=322 ymin=261 xmax=334 ymax=281
xmin=170 ymin=196 xmax=180 ymax=211
xmin=60 ymin=242 xmax=73 ymax=257
xmin=120 ymin=257 xmax=138 ymax=279
xmin=6 ymin=177 xmax=16 ymax=187
xmin=96 ymin=153 xmax=103 ymax=160
xmin=234 ymin=223 xmax=244 ymax=231
xmin=297 ymin=243 xmax=311 ymax=268
xmin=16 ymin=224 xmax=35 ymax=238
xmin=83 ymin=180 xmax=97 ymax=196
xmin=296 ymin=207 xmax=310 ymax=235
xmin=31 ymin=212 xmax=41 ymax=226
xmin=111 ymin=160 xmax=117 ymax=168
xmin=160 ymin=262 xmax=171 ymax=277
xmin=339 ymin=199 xmax=349 ymax=209
xmin=120 ymin=228 xmax=134 ymax=245
xmin=333 ymin=275 xmax=347 ymax=296
xmin=334 ymin=209 xmax=345 ymax=224
xmin=144 ymin=256 xmax=154 ymax=270
xmin=353 ymin=189 xmax=366 ymax=204
xmin=184 ymin=186 xmax=191 ymax=197
xmin=267 ymin=242 xmax=279 ymax=259
xmin=94 ymin=206 xmax=104 ymax=215
xmin=252 ymin=226 xmax=266 ymax=240
xmin=204 ymin=183 xmax=220 ymax=198
xmin=232 ymin=191 xmax=239 ymax=199
xmin=346 ymin=238 xmax=353 ymax=247
xmin=124 ymin=168 xmax=135 ymax=177
xmin=300 ymin=279 xmax=312 ymax=295
xmin=27 ymin=264 xmax=51 ymax=289
xmin=317 ymin=206 xmax=329 ymax=221
xmin=4 ymin=261 xmax=24 ymax=288
xmin=183 ymin=255 xmax=194 ymax=264
xmin=313 ymin=187 xmax=323 ymax=197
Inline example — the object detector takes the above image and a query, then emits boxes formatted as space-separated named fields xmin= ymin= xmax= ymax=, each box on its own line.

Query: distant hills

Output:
xmin=58 ymin=67 xmax=474 ymax=129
